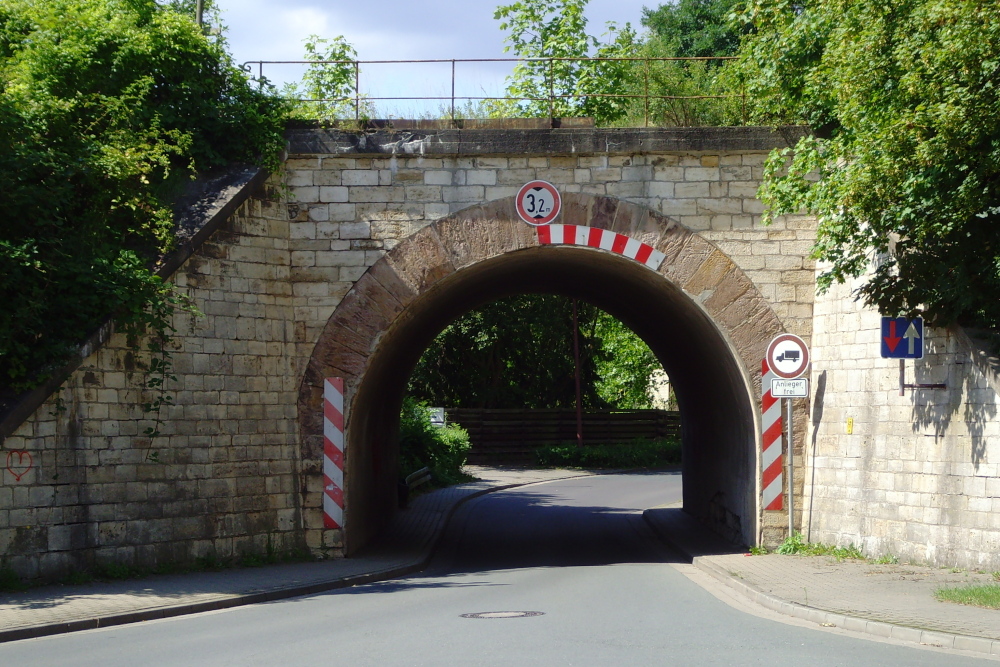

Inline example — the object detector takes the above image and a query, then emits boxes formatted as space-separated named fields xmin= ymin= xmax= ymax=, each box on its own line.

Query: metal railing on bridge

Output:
xmin=241 ymin=57 xmax=744 ymax=127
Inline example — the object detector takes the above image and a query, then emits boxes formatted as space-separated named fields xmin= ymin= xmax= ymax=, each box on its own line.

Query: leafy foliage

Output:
xmin=642 ymin=0 xmax=742 ymax=60
xmin=0 ymin=0 xmax=287 ymax=389
xmin=774 ymin=532 xmax=864 ymax=559
xmin=534 ymin=437 xmax=680 ymax=468
xmin=398 ymin=397 xmax=473 ymax=487
xmin=407 ymin=295 xmax=664 ymax=410
xmin=493 ymin=0 xmax=638 ymax=123
xmin=408 ymin=295 xmax=602 ymax=409
xmin=282 ymin=35 xmax=362 ymax=120
xmin=737 ymin=0 xmax=1000 ymax=327
xmin=592 ymin=314 xmax=661 ymax=409
xmin=490 ymin=0 xmax=745 ymax=126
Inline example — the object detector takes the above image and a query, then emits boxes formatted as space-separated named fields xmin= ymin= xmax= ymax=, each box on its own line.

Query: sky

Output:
xmin=212 ymin=0 xmax=659 ymax=117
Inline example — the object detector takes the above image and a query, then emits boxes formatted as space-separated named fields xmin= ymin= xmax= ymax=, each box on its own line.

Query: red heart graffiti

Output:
xmin=6 ymin=450 xmax=32 ymax=482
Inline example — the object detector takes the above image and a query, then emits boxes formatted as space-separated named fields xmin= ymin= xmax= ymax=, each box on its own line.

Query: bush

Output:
xmin=534 ymin=437 xmax=681 ymax=469
xmin=398 ymin=397 xmax=473 ymax=487
xmin=0 ymin=0 xmax=288 ymax=390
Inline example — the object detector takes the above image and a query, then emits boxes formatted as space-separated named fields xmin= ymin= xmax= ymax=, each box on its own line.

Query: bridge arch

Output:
xmin=298 ymin=193 xmax=785 ymax=552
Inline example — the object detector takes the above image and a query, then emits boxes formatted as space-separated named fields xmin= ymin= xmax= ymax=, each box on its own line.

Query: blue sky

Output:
xmin=213 ymin=0 xmax=658 ymax=116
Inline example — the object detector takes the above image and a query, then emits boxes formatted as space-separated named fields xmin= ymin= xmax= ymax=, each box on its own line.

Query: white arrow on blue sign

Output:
xmin=880 ymin=317 xmax=923 ymax=359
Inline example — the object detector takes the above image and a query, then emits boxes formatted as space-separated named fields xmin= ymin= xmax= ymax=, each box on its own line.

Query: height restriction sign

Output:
xmin=515 ymin=180 xmax=561 ymax=226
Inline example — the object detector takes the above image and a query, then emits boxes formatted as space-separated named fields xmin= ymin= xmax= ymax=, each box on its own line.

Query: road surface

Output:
xmin=1 ymin=472 xmax=991 ymax=665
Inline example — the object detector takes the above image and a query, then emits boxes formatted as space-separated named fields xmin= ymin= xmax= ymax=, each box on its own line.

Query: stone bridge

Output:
xmin=3 ymin=125 xmax=1000 ymax=580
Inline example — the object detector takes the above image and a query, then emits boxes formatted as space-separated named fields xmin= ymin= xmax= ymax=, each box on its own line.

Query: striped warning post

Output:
xmin=761 ymin=359 xmax=783 ymax=511
xmin=537 ymin=224 xmax=666 ymax=271
xmin=323 ymin=378 xmax=345 ymax=529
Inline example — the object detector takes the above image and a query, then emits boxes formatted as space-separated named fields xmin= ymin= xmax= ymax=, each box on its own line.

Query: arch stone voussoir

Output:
xmin=383 ymin=225 xmax=457 ymax=297
xmin=435 ymin=200 xmax=536 ymax=271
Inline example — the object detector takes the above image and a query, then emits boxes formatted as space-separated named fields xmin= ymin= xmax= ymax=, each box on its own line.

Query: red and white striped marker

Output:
xmin=537 ymin=224 xmax=666 ymax=271
xmin=323 ymin=378 xmax=345 ymax=529
xmin=761 ymin=359 xmax=783 ymax=511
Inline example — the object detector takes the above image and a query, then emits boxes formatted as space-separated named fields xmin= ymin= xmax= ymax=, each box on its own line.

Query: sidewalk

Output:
xmin=0 ymin=466 xmax=593 ymax=643
xmin=643 ymin=506 xmax=1000 ymax=658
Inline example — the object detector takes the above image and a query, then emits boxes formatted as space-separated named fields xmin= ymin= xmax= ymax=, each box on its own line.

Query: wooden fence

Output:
xmin=446 ymin=408 xmax=681 ymax=465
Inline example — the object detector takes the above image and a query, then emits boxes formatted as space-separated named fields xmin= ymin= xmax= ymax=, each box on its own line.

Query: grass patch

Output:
xmin=936 ymin=584 xmax=1000 ymax=609
xmin=771 ymin=532 xmax=865 ymax=560
xmin=534 ymin=437 xmax=681 ymax=469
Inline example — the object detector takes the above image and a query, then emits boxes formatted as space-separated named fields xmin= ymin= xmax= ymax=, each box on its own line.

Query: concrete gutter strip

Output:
xmin=691 ymin=555 xmax=1000 ymax=657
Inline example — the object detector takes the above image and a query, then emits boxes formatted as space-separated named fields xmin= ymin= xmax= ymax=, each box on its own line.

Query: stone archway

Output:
xmin=298 ymin=193 xmax=784 ymax=554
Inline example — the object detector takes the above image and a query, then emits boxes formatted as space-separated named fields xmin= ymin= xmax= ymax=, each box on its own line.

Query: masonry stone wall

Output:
xmin=805 ymin=271 xmax=1000 ymax=569
xmin=1 ymin=128 xmax=816 ymax=579
xmin=284 ymin=151 xmax=816 ymax=343
xmin=2 ymin=195 xmax=307 ymax=579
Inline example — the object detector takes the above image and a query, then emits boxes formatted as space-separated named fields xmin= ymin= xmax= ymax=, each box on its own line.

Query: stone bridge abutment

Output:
xmin=28 ymin=125 xmax=998 ymax=581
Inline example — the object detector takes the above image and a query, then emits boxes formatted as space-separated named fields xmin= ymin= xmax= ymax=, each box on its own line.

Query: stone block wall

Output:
xmin=1 ymin=128 xmax=817 ymax=579
xmin=1 ymin=194 xmax=308 ymax=579
xmin=283 ymin=151 xmax=816 ymax=347
xmin=805 ymin=271 xmax=1000 ymax=569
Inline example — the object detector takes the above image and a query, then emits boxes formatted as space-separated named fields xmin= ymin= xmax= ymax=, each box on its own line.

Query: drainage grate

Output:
xmin=460 ymin=611 xmax=545 ymax=619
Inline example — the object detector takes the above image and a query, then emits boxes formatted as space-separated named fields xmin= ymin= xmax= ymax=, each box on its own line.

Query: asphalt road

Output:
xmin=1 ymin=472 xmax=993 ymax=666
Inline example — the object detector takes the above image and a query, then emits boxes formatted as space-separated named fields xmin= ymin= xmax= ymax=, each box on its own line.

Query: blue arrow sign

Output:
xmin=881 ymin=317 xmax=923 ymax=359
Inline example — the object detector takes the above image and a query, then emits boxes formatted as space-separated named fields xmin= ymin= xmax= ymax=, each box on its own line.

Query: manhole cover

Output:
xmin=460 ymin=611 xmax=545 ymax=619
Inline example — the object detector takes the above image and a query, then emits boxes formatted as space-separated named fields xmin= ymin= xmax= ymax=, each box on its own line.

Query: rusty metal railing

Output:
xmin=242 ymin=57 xmax=744 ymax=127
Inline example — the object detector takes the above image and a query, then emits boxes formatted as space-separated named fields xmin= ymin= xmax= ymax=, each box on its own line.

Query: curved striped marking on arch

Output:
xmin=537 ymin=224 xmax=666 ymax=271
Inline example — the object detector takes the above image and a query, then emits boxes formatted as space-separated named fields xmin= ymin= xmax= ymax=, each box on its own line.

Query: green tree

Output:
xmin=592 ymin=314 xmax=661 ymax=409
xmin=407 ymin=295 xmax=663 ymax=410
xmin=494 ymin=0 xmax=638 ymax=122
xmin=641 ymin=0 xmax=742 ymax=59
xmin=0 ymin=0 xmax=287 ymax=389
xmin=282 ymin=35 xmax=360 ymax=120
xmin=737 ymin=0 xmax=1000 ymax=327
xmin=629 ymin=0 xmax=745 ymax=126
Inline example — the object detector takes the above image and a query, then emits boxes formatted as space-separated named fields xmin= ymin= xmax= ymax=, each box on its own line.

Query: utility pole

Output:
xmin=196 ymin=0 xmax=204 ymax=26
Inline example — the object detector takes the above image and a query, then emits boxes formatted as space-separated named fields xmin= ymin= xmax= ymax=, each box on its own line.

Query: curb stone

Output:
xmin=691 ymin=555 xmax=1000 ymax=658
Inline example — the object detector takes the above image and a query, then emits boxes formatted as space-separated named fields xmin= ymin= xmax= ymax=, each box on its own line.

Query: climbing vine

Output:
xmin=120 ymin=280 xmax=199 ymax=457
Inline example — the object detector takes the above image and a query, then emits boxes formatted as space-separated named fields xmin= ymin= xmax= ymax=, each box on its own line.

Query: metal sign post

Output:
xmin=787 ymin=399 xmax=793 ymax=539
xmin=771 ymin=377 xmax=807 ymax=538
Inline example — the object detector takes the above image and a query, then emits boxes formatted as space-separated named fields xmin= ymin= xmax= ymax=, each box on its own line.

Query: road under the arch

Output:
xmin=345 ymin=245 xmax=758 ymax=552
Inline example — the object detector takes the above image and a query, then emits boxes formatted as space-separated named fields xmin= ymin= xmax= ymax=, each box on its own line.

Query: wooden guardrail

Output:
xmin=447 ymin=408 xmax=681 ymax=465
